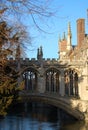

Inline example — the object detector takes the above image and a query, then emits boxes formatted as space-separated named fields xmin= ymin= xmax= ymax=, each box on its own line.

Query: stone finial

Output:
xmin=68 ymin=22 xmax=72 ymax=37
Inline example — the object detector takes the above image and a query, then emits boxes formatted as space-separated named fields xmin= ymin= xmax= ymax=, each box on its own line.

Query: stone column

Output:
xmin=37 ymin=67 xmax=46 ymax=93
xmin=59 ymin=70 xmax=65 ymax=96
xmin=49 ymin=77 xmax=51 ymax=92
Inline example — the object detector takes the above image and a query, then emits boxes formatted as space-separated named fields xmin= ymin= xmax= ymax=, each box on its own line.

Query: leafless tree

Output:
xmin=0 ymin=0 xmax=54 ymax=31
xmin=0 ymin=0 xmax=56 ymax=116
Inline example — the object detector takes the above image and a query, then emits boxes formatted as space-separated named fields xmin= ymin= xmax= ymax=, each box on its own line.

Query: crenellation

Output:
xmin=51 ymin=58 xmax=56 ymax=61
xmin=25 ymin=58 xmax=29 ymax=61
xmin=42 ymin=58 xmax=45 ymax=60
xmin=31 ymin=58 xmax=36 ymax=61
xmin=46 ymin=58 xmax=50 ymax=61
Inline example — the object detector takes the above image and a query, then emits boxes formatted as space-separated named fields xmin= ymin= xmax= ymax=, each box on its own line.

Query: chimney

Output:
xmin=77 ymin=19 xmax=85 ymax=48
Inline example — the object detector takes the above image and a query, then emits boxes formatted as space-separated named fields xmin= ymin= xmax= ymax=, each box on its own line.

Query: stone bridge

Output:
xmin=6 ymin=17 xmax=88 ymax=121
xmin=18 ymin=91 xmax=87 ymax=121
xmin=7 ymin=49 xmax=88 ymax=121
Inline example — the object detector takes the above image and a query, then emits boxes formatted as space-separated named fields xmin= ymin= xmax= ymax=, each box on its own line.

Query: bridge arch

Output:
xmin=19 ymin=93 xmax=84 ymax=120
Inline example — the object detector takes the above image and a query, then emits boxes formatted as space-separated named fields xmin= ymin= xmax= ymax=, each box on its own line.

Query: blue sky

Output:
xmin=24 ymin=0 xmax=88 ymax=59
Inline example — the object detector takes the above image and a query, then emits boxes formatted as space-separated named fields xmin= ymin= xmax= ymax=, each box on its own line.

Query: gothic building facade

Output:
xmin=58 ymin=18 xmax=88 ymax=100
xmin=10 ymin=17 xmax=88 ymax=120
xmin=11 ymin=17 xmax=88 ymax=102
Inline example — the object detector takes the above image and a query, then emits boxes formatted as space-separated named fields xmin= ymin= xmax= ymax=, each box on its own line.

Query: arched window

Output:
xmin=64 ymin=69 xmax=78 ymax=97
xmin=46 ymin=68 xmax=60 ymax=93
xmin=23 ymin=69 xmax=37 ymax=92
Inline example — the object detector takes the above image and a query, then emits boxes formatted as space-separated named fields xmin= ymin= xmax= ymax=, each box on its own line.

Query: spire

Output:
xmin=87 ymin=9 xmax=88 ymax=26
xmin=37 ymin=48 xmax=39 ymax=59
xmin=67 ymin=22 xmax=72 ymax=50
xmin=86 ymin=9 xmax=88 ymax=34
xmin=62 ymin=32 xmax=66 ymax=40
xmin=68 ymin=22 xmax=71 ymax=36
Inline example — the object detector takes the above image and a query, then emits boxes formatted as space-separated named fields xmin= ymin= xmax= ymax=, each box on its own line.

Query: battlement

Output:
xmin=8 ymin=57 xmax=59 ymax=62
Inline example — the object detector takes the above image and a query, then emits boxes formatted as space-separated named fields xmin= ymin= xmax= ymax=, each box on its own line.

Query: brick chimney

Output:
xmin=77 ymin=19 xmax=85 ymax=48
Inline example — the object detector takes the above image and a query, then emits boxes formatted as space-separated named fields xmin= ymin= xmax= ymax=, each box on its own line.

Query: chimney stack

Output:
xmin=77 ymin=19 xmax=85 ymax=48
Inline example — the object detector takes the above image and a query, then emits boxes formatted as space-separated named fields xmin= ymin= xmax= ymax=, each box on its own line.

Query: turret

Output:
xmin=37 ymin=46 xmax=43 ymax=60
xmin=67 ymin=22 xmax=72 ymax=50
xmin=40 ymin=46 xmax=43 ymax=58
